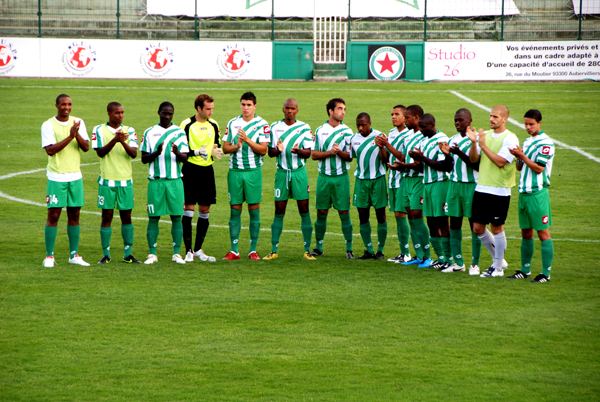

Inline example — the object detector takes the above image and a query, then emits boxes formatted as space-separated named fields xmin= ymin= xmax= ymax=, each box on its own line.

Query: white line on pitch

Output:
xmin=449 ymin=91 xmax=600 ymax=164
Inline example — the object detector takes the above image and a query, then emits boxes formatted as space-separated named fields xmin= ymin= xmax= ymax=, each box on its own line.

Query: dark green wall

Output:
xmin=347 ymin=42 xmax=424 ymax=80
xmin=272 ymin=42 xmax=314 ymax=80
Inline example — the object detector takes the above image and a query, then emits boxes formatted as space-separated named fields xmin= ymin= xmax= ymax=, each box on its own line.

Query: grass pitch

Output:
xmin=0 ymin=78 xmax=599 ymax=401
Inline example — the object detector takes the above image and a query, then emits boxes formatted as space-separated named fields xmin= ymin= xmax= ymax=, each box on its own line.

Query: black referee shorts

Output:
xmin=181 ymin=163 xmax=216 ymax=206
xmin=471 ymin=191 xmax=510 ymax=226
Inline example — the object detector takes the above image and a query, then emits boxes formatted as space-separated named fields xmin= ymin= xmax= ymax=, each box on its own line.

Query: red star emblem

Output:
xmin=377 ymin=53 xmax=397 ymax=74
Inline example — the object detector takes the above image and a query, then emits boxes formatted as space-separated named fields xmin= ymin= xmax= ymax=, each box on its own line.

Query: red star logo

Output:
xmin=377 ymin=53 xmax=397 ymax=74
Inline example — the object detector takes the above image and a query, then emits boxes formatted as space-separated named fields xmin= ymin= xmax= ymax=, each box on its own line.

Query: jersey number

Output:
xmin=147 ymin=204 xmax=154 ymax=213
xmin=47 ymin=194 xmax=58 ymax=205
xmin=275 ymin=189 xmax=281 ymax=198
xmin=98 ymin=195 xmax=104 ymax=206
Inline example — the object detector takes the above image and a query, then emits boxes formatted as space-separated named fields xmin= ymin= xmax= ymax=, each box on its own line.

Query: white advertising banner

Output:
xmin=0 ymin=38 xmax=272 ymax=80
xmin=424 ymin=41 xmax=600 ymax=81
xmin=147 ymin=0 xmax=519 ymax=18
xmin=572 ymin=0 xmax=600 ymax=15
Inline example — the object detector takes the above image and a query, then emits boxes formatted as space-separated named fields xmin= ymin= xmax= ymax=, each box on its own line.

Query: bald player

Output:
xmin=467 ymin=105 xmax=519 ymax=278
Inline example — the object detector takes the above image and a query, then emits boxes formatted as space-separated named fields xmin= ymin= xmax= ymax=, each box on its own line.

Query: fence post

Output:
xmin=195 ymin=0 xmax=199 ymax=40
xmin=116 ymin=0 xmax=121 ymax=39
xmin=347 ymin=0 xmax=351 ymax=42
xmin=423 ymin=0 xmax=427 ymax=42
xmin=271 ymin=0 xmax=275 ymax=41
xmin=578 ymin=0 xmax=583 ymax=40
xmin=500 ymin=0 xmax=505 ymax=41
xmin=37 ymin=0 xmax=42 ymax=38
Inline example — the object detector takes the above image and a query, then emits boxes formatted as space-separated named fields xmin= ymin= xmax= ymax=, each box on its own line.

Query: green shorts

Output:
xmin=353 ymin=175 xmax=388 ymax=209
xmin=518 ymin=188 xmax=552 ymax=231
xmin=423 ymin=181 xmax=449 ymax=217
xmin=401 ymin=176 xmax=424 ymax=211
xmin=389 ymin=186 xmax=406 ymax=213
xmin=228 ymin=168 xmax=263 ymax=205
xmin=46 ymin=178 xmax=84 ymax=209
xmin=445 ymin=181 xmax=476 ymax=218
xmin=98 ymin=184 xmax=134 ymax=211
xmin=315 ymin=173 xmax=350 ymax=211
xmin=146 ymin=178 xmax=184 ymax=217
xmin=274 ymin=166 xmax=310 ymax=201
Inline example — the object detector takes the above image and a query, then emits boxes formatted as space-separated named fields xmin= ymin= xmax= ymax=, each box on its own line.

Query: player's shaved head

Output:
xmin=492 ymin=105 xmax=509 ymax=118
xmin=284 ymin=98 xmax=298 ymax=108
xmin=455 ymin=108 xmax=472 ymax=119
xmin=56 ymin=94 xmax=70 ymax=104
xmin=356 ymin=112 xmax=370 ymax=122
xmin=107 ymin=102 xmax=122 ymax=113
xmin=419 ymin=113 xmax=435 ymax=125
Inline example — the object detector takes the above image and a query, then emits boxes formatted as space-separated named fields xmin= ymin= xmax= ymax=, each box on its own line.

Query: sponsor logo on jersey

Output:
xmin=542 ymin=215 xmax=549 ymax=224
xmin=369 ymin=46 xmax=405 ymax=81
xmin=541 ymin=146 xmax=551 ymax=155
xmin=140 ymin=43 xmax=174 ymax=78
xmin=62 ymin=41 xmax=96 ymax=76
xmin=91 ymin=131 xmax=97 ymax=141
xmin=263 ymin=125 xmax=271 ymax=134
xmin=0 ymin=39 xmax=17 ymax=75
xmin=218 ymin=44 xmax=251 ymax=79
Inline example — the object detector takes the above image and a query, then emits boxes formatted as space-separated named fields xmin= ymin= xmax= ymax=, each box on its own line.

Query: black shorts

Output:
xmin=471 ymin=191 xmax=510 ymax=226
xmin=182 ymin=163 xmax=216 ymax=206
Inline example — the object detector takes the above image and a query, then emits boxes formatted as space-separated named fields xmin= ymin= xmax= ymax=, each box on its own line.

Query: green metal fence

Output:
xmin=0 ymin=0 xmax=598 ymax=41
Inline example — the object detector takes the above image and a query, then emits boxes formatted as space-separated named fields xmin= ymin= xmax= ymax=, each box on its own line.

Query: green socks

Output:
xmin=471 ymin=231 xmax=482 ymax=266
xmin=340 ymin=213 xmax=353 ymax=251
xmin=300 ymin=212 xmax=312 ymax=252
xmin=147 ymin=217 xmax=160 ymax=255
xmin=314 ymin=213 xmax=327 ymax=252
xmin=229 ymin=208 xmax=242 ymax=253
xmin=413 ymin=218 xmax=431 ymax=259
xmin=67 ymin=225 xmax=80 ymax=259
xmin=520 ymin=238 xmax=535 ymax=274
xmin=171 ymin=216 xmax=183 ymax=255
xmin=122 ymin=224 xmax=134 ymax=258
xmin=430 ymin=237 xmax=445 ymax=263
xmin=541 ymin=239 xmax=554 ymax=278
xmin=377 ymin=221 xmax=387 ymax=253
xmin=45 ymin=225 xmax=57 ymax=257
xmin=450 ymin=228 xmax=463 ymax=266
xmin=396 ymin=216 xmax=410 ymax=256
xmin=359 ymin=222 xmax=374 ymax=253
xmin=100 ymin=226 xmax=112 ymax=258
xmin=408 ymin=219 xmax=423 ymax=260
xmin=249 ymin=209 xmax=260 ymax=253
xmin=271 ymin=214 xmax=285 ymax=253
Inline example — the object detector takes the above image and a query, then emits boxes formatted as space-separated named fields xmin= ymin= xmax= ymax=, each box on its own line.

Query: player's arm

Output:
xmin=466 ymin=126 xmax=480 ymax=163
xmin=172 ymin=142 xmax=187 ymax=163
xmin=268 ymin=138 xmax=282 ymax=158
xmin=450 ymin=145 xmax=479 ymax=171
xmin=73 ymin=120 xmax=90 ymax=152
xmin=420 ymin=144 xmax=452 ymax=173
xmin=509 ymin=146 xmax=544 ymax=174
xmin=240 ymin=128 xmax=268 ymax=156
xmin=292 ymin=145 xmax=311 ymax=159
xmin=376 ymin=135 xmax=403 ymax=160
xmin=141 ymin=143 xmax=163 ymax=164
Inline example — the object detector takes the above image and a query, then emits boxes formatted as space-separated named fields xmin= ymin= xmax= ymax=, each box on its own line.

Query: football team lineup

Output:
xmin=26 ymin=84 xmax=592 ymax=284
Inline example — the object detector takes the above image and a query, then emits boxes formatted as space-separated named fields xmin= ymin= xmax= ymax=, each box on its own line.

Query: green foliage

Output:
xmin=0 ymin=78 xmax=599 ymax=401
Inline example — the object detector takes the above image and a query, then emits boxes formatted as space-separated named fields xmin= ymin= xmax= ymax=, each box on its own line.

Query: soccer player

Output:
xmin=42 ymin=94 xmax=91 ymax=267
xmin=389 ymin=105 xmax=433 ymax=268
xmin=180 ymin=94 xmax=223 ymax=263
xmin=222 ymin=92 xmax=270 ymax=260
xmin=467 ymin=105 xmax=519 ymax=277
xmin=350 ymin=113 xmax=388 ymax=260
xmin=444 ymin=108 xmax=483 ymax=275
xmin=507 ymin=109 xmax=555 ymax=283
xmin=92 ymin=102 xmax=141 ymax=265
xmin=409 ymin=113 xmax=452 ymax=270
xmin=376 ymin=105 xmax=412 ymax=263
xmin=311 ymin=98 xmax=355 ymax=259
xmin=140 ymin=102 xmax=189 ymax=265
xmin=263 ymin=98 xmax=314 ymax=260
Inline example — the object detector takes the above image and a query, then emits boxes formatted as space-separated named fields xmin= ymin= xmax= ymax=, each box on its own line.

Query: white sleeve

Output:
xmin=497 ymin=134 xmax=519 ymax=163
xmin=77 ymin=119 xmax=90 ymax=141
xmin=41 ymin=120 xmax=56 ymax=148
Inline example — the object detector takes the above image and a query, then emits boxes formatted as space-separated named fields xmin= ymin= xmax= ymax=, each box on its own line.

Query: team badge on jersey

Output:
xmin=218 ymin=44 xmax=251 ymax=79
xmin=62 ymin=41 xmax=96 ymax=76
xmin=541 ymin=146 xmax=551 ymax=155
xmin=140 ymin=43 xmax=174 ymax=78
xmin=0 ymin=39 xmax=17 ymax=75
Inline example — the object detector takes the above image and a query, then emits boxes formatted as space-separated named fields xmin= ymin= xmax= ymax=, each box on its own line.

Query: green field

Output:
xmin=0 ymin=78 xmax=599 ymax=401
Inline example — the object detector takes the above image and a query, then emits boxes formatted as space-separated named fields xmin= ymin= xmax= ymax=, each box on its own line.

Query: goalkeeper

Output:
xmin=180 ymin=94 xmax=223 ymax=263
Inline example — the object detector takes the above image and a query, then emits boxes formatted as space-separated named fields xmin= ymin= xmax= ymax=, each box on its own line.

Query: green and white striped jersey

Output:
xmin=448 ymin=133 xmax=479 ymax=183
xmin=388 ymin=126 xmax=410 ymax=188
xmin=399 ymin=130 xmax=424 ymax=178
xmin=313 ymin=122 xmax=353 ymax=176
xmin=223 ymin=115 xmax=269 ymax=170
xmin=269 ymin=119 xmax=313 ymax=170
xmin=419 ymin=131 xmax=450 ymax=184
xmin=141 ymin=124 xmax=189 ymax=180
xmin=350 ymin=129 xmax=387 ymax=180
xmin=518 ymin=132 xmax=554 ymax=193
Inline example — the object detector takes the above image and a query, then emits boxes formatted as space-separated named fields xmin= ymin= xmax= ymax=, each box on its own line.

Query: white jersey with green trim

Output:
xmin=399 ymin=130 xmax=424 ymax=178
xmin=350 ymin=129 xmax=387 ymax=180
xmin=140 ymin=124 xmax=189 ymax=180
xmin=388 ymin=126 xmax=410 ymax=188
xmin=92 ymin=123 xmax=138 ymax=186
xmin=314 ymin=122 xmax=353 ymax=176
xmin=223 ymin=115 xmax=269 ymax=170
xmin=418 ymin=131 xmax=449 ymax=184
xmin=448 ymin=133 xmax=479 ymax=183
xmin=518 ymin=132 xmax=554 ymax=193
xmin=269 ymin=119 xmax=313 ymax=170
